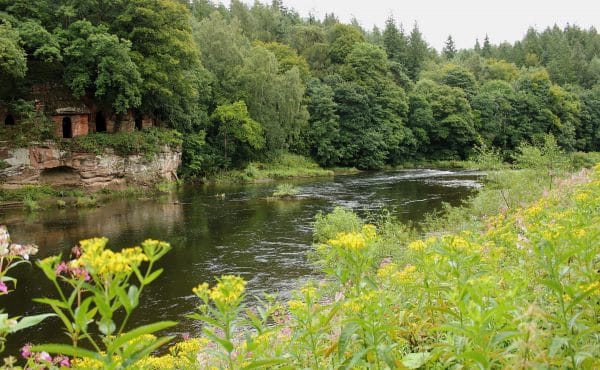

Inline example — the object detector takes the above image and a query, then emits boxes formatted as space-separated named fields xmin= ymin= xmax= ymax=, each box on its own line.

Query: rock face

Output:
xmin=0 ymin=141 xmax=181 ymax=190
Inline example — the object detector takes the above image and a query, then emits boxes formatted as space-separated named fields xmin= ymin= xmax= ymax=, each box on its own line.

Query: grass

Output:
xmin=61 ymin=128 xmax=182 ymax=157
xmin=271 ymin=183 xmax=300 ymax=198
xmin=0 ymin=183 xmax=173 ymax=210
xmin=209 ymin=153 xmax=334 ymax=184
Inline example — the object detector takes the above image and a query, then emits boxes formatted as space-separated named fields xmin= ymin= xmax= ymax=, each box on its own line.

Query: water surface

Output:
xmin=0 ymin=169 xmax=481 ymax=353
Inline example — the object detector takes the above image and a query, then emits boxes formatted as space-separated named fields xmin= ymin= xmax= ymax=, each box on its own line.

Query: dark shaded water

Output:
xmin=0 ymin=169 xmax=481 ymax=354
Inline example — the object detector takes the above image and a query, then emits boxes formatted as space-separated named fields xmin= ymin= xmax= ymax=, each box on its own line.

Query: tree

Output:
xmin=331 ymin=42 xmax=412 ymax=168
xmin=482 ymin=34 xmax=492 ymax=57
xmin=480 ymin=59 xmax=519 ymax=82
xmin=0 ymin=22 xmax=27 ymax=78
xmin=291 ymin=25 xmax=325 ymax=54
xmin=15 ymin=20 xmax=61 ymax=62
xmin=194 ymin=12 xmax=250 ymax=104
xmin=116 ymin=0 xmax=207 ymax=129
xmin=237 ymin=45 xmax=308 ymax=152
xmin=254 ymin=41 xmax=311 ymax=81
xmin=383 ymin=17 xmax=409 ymax=66
xmin=472 ymin=80 xmax=515 ymax=149
xmin=576 ymin=86 xmax=600 ymax=151
xmin=62 ymin=21 xmax=142 ymax=114
xmin=407 ymin=23 xmax=429 ymax=80
xmin=306 ymin=79 xmax=341 ymax=166
xmin=409 ymin=79 xmax=477 ymax=158
xmin=328 ymin=23 xmax=365 ymax=64
xmin=442 ymin=35 xmax=457 ymax=59
xmin=440 ymin=64 xmax=478 ymax=100
xmin=210 ymin=101 xmax=265 ymax=167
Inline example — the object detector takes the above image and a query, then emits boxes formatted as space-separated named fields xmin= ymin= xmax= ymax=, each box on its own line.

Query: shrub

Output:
xmin=272 ymin=183 xmax=299 ymax=198
xmin=313 ymin=206 xmax=363 ymax=243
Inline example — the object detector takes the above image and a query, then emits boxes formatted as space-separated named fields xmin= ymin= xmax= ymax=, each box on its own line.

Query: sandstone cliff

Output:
xmin=0 ymin=141 xmax=181 ymax=190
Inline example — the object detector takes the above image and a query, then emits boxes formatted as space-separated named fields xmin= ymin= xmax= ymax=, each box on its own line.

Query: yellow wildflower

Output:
xmin=328 ymin=232 xmax=366 ymax=251
xmin=287 ymin=299 xmax=305 ymax=311
xmin=209 ymin=275 xmax=246 ymax=306
xmin=362 ymin=224 xmax=377 ymax=239
xmin=393 ymin=265 xmax=417 ymax=284
xmin=342 ymin=300 xmax=362 ymax=313
xmin=575 ymin=192 xmax=590 ymax=202
xmin=377 ymin=262 xmax=398 ymax=279
xmin=407 ymin=240 xmax=426 ymax=252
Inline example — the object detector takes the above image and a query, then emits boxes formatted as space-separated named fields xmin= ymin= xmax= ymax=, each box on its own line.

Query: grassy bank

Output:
xmin=206 ymin=153 xmax=340 ymax=184
xmin=0 ymin=182 xmax=176 ymax=212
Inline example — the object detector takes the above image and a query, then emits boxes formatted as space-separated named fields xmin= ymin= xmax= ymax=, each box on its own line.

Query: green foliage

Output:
xmin=271 ymin=183 xmax=299 ymax=198
xmin=210 ymin=153 xmax=333 ymax=184
xmin=65 ymin=128 xmax=182 ymax=157
xmin=210 ymin=101 xmax=264 ymax=169
xmin=22 ymin=196 xmax=40 ymax=212
xmin=62 ymin=21 xmax=142 ymax=114
xmin=34 ymin=238 xmax=175 ymax=369
xmin=0 ymin=22 xmax=27 ymax=78
xmin=313 ymin=206 xmax=363 ymax=243
xmin=0 ymin=226 xmax=53 ymax=354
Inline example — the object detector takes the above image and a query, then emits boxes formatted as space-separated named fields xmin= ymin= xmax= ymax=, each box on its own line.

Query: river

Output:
xmin=0 ymin=169 xmax=481 ymax=354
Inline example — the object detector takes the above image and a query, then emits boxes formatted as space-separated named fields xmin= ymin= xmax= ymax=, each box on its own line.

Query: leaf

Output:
xmin=401 ymin=352 xmax=431 ymax=369
xmin=34 ymin=297 xmax=69 ymax=309
xmin=121 ymin=335 xmax=175 ymax=367
xmin=143 ymin=269 xmax=163 ymax=285
xmin=127 ymin=285 xmax=139 ymax=308
xmin=339 ymin=349 xmax=367 ymax=370
xmin=460 ymin=351 xmax=490 ymax=369
xmin=204 ymin=328 xmax=234 ymax=352
xmin=31 ymin=344 xmax=103 ymax=362
xmin=98 ymin=318 xmax=116 ymax=336
xmin=10 ymin=313 xmax=55 ymax=333
xmin=338 ymin=322 xmax=360 ymax=358
xmin=241 ymin=358 xmax=289 ymax=369
xmin=108 ymin=321 xmax=177 ymax=353
xmin=74 ymin=297 xmax=94 ymax=332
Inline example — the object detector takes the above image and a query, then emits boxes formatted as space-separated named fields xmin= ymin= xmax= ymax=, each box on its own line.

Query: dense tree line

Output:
xmin=1 ymin=0 xmax=599 ymax=176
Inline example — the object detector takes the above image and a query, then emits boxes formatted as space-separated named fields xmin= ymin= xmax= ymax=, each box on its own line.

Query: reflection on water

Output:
xmin=0 ymin=169 xmax=481 ymax=353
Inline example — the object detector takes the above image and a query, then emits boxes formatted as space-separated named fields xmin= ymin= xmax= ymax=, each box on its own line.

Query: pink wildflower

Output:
xmin=20 ymin=344 xmax=33 ymax=358
xmin=71 ymin=267 xmax=90 ymax=281
xmin=71 ymin=245 xmax=82 ymax=258
xmin=182 ymin=332 xmax=190 ymax=340
xmin=37 ymin=351 xmax=52 ymax=362
xmin=55 ymin=356 xmax=71 ymax=367
xmin=0 ymin=281 xmax=7 ymax=294
xmin=55 ymin=262 xmax=69 ymax=275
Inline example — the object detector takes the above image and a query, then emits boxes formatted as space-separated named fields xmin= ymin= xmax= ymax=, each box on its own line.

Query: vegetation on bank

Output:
xmin=0 ymin=183 xmax=174 ymax=212
xmin=0 ymin=139 xmax=598 ymax=369
xmin=205 ymin=153 xmax=334 ymax=184
xmin=62 ymin=128 xmax=183 ymax=157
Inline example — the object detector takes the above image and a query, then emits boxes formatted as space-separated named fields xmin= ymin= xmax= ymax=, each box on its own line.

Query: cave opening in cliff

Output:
xmin=135 ymin=117 xmax=142 ymax=131
xmin=40 ymin=166 xmax=80 ymax=186
xmin=62 ymin=117 xmax=72 ymax=138
xmin=96 ymin=112 xmax=107 ymax=132
xmin=4 ymin=114 xmax=15 ymax=126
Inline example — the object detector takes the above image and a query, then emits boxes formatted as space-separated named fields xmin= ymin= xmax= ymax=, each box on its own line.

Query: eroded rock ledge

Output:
xmin=0 ymin=141 xmax=181 ymax=190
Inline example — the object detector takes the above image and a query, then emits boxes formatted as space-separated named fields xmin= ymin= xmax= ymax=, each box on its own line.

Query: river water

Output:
xmin=0 ymin=169 xmax=481 ymax=354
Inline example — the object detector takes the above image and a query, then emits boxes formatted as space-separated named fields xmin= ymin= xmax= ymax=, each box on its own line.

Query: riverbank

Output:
xmin=124 ymin=164 xmax=599 ymax=369
xmin=0 ymin=182 xmax=175 ymax=211
xmin=202 ymin=153 xmax=357 ymax=184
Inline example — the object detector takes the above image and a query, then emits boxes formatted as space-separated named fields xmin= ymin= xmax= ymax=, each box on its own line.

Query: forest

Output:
xmin=1 ymin=0 xmax=600 ymax=176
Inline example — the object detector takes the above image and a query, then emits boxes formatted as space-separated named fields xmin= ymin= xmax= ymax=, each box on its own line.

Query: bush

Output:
xmin=272 ymin=183 xmax=299 ymax=198
xmin=65 ymin=128 xmax=182 ymax=157
xmin=313 ymin=206 xmax=363 ymax=243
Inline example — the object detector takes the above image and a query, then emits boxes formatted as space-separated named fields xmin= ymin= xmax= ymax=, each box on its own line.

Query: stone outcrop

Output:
xmin=0 ymin=141 xmax=181 ymax=190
